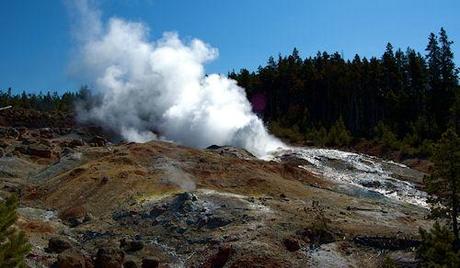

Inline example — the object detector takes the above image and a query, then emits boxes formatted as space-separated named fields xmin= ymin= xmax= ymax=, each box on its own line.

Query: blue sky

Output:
xmin=0 ymin=0 xmax=459 ymax=93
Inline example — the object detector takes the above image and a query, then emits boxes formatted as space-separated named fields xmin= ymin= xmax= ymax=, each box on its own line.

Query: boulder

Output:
xmin=94 ymin=247 xmax=125 ymax=268
xmin=46 ymin=237 xmax=72 ymax=253
xmin=55 ymin=249 xmax=93 ymax=268
xmin=283 ymin=237 xmax=301 ymax=252
xmin=202 ymin=245 xmax=232 ymax=268
xmin=69 ymin=139 xmax=85 ymax=148
xmin=123 ymin=260 xmax=138 ymax=268
xmin=21 ymin=143 xmax=52 ymax=158
xmin=141 ymin=258 xmax=159 ymax=268
xmin=120 ymin=239 xmax=144 ymax=252
xmin=299 ymin=227 xmax=335 ymax=246
xmin=59 ymin=206 xmax=87 ymax=227
xmin=90 ymin=136 xmax=107 ymax=147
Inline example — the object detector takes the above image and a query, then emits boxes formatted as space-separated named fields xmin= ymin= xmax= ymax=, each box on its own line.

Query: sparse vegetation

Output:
xmin=302 ymin=204 xmax=335 ymax=247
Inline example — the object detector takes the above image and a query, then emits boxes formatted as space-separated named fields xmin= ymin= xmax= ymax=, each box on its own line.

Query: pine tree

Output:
xmin=382 ymin=43 xmax=399 ymax=93
xmin=425 ymin=128 xmax=460 ymax=243
xmin=437 ymin=28 xmax=458 ymax=130
xmin=425 ymin=32 xmax=443 ymax=131
xmin=417 ymin=222 xmax=460 ymax=267
xmin=439 ymin=28 xmax=458 ymax=89
xmin=0 ymin=195 xmax=31 ymax=268
xmin=426 ymin=32 xmax=442 ymax=90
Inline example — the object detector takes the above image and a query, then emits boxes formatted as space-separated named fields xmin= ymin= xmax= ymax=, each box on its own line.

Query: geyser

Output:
xmin=72 ymin=0 xmax=284 ymax=157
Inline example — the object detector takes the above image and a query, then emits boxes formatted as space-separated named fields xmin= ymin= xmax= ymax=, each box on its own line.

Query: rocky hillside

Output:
xmin=0 ymin=122 xmax=432 ymax=267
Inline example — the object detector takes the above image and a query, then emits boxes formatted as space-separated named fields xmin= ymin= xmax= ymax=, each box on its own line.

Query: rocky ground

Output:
xmin=0 ymin=119 xmax=433 ymax=267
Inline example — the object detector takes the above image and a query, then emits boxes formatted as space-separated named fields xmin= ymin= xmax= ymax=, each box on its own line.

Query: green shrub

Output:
xmin=327 ymin=117 xmax=352 ymax=147
xmin=418 ymin=139 xmax=434 ymax=157
xmin=305 ymin=126 xmax=328 ymax=147
xmin=269 ymin=121 xmax=304 ymax=144
xmin=0 ymin=195 xmax=31 ymax=268
xmin=374 ymin=121 xmax=400 ymax=150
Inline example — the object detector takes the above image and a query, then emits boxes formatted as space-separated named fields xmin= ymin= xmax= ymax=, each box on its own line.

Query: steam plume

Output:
xmin=72 ymin=0 xmax=284 ymax=157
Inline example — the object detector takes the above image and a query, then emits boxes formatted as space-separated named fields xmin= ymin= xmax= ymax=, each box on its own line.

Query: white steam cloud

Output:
xmin=72 ymin=0 xmax=285 ymax=157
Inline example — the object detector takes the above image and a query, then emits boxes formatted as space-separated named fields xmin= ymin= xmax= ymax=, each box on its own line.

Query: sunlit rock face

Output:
xmin=268 ymin=147 xmax=428 ymax=207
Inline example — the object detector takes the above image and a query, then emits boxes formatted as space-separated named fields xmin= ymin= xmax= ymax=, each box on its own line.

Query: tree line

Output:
xmin=0 ymin=87 xmax=91 ymax=113
xmin=1 ymin=29 xmax=459 ymax=158
xmin=230 ymin=28 xmax=459 ymax=157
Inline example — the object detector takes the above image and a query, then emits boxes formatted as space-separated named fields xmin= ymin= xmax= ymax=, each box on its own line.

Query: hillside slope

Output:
xmin=0 ymin=126 xmax=431 ymax=267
